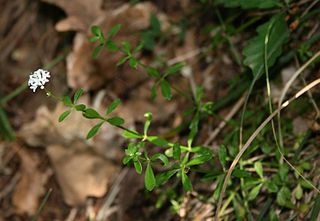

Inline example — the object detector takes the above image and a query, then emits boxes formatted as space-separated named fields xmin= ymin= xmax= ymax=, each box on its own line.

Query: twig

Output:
xmin=167 ymin=48 xmax=204 ymax=66
xmin=277 ymin=51 xmax=320 ymax=150
xmin=204 ymin=92 xmax=246 ymax=146
xmin=96 ymin=168 xmax=129 ymax=221
xmin=65 ymin=208 xmax=78 ymax=221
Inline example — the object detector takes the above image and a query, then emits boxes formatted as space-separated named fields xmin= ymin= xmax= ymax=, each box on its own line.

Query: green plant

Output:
xmin=20 ymin=1 xmax=320 ymax=220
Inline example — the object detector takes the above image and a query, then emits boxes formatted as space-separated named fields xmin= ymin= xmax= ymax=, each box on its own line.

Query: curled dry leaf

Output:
xmin=41 ymin=0 xmax=104 ymax=31
xmin=19 ymin=96 xmax=122 ymax=160
xmin=47 ymin=142 xmax=118 ymax=206
xmin=12 ymin=147 xmax=51 ymax=215
xmin=66 ymin=2 xmax=169 ymax=91
xmin=19 ymin=101 xmax=94 ymax=147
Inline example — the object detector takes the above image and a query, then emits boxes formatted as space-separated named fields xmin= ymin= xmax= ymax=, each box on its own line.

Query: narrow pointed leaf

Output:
xmin=107 ymin=116 xmax=124 ymax=126
xmin=106 ymin=98 xmax=121 ymax=115
xmin=243 ymin=14 xmax=289 ymax=77
xmin=58 ymin=110 xmax=71 ymax=122
xmin=145 ymin=163 xmax=156 ymax=191
xmin=160 ymin=79 xmax=172 ymax=100
xmin=73 ymin=88 xmax=84 ymax=104
xmin=86 ymin=122 xmax=104 ymax=139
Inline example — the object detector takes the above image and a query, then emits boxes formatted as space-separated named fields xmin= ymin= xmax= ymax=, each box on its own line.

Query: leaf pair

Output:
xmin=59 ymin=88 xmax=85 ymax=122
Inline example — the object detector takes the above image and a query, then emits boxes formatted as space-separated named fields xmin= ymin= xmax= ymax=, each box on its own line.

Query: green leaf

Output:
xmin=106 ymin=98 xmax=121 ymax=115
xmin=265 ymin=180 xmax=278 ymax=193
xmin=295 ymin=184 xmax=303 ymax=200
xmin=218 ymin=145 xmax=227 ymax=168
xmin=186 ymin=151 xmax=213 ymax=166
xmin=243 ymin=14 xmax=289 ymax=77
xmin=134 ymin=42 xmax=144 ymax=53
xmin=86 ymin=122 xmax=104 ymax=139
xmin=89 ymin=36 xmax=99 ymax=43
xmin=107 ymin=116 xmax=124 ymax=126
xmin=150 ymin=13 xmax=161 ymax=34
xmin=143 ymin=112 xmax=152 ymax=136
xmin=122 ymin=155 xmax=132 ymax=165
xmin=160 ymin=79 xmax=172 ymax=100
xmin=83 ymin=108 xmax=103 ymax=119
xmin=74 ymin=104 xmax=86 ymax=111
xmin=106 ymin=40 xmax=118 ymax=52
xmin=125 ymin=143 xmax=138 ymax=156
xmin=122 ymin=130 xmax=142 ymax=139
xmin=279 ymin=164 xmax=289 ymax=181
xmin=122 ymin=41 xmax=131 ymax=54
xmin=150 ymin=153 xmax=169 ymax=166
xmin=213 ymin=175 xmax=225 ymax=200
xmin=310 ymin=194 xmax=320 ymax=221
xmin=73 ymin=88 xmax=84 ymax=104
xmin=108 ymin=24 xmax=122 ymax=39
xmin=232 ymin=168 xmax=252 ymax=178
xmin=181 ymin=171 xmax=192 ymax=191
xmin=129 ymin=57 xmax=138 ymax=69
xmin=277 ymin=186 xmax=294 ymax=208
xmin=91 ymin=26 xmax=103 ymax=36
xmin=92 ymin=45 xmax=104 ymax=59
xmin=248 ymin=183 xmax=263 ymax=201
xmin=141 ymin=31 xmax=155 ymax=50
xmin=145 ymin=163 xmax=156 ymax=191
xmin=216 ymin=0 xmax=281 ymax=9
xmin=151 ymin=84 xmax=157 ymax=100
xmin=58 ymin=110 xmax=71 ymax=122
xmin=117 ymin=56 xmax=129 ymax=66
xmin=134 ymin=160 xmax=142 ymax=174
xmin=146 ymin=67 xmax=160 ymax=78
xmin=173 ymin=143 xmax=181 ymax=161
xmin=156 ymin=169 xmax=179 ymax=186
xmin=62 ymin=96 xmax=73 ymax=107
xmin=254 ymin=162 xmax=264 ymax=178
xmin=188 ymin=112 xmax=200 ymax=147
xmin=147 ymin=136 xmax=168 ymax=147
xmin=165 ymin=62 xmax=184 ymax=76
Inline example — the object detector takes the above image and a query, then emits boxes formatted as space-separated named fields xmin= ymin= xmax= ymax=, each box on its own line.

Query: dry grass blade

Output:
xmin=214 ymin=78 xmax=320 ymax=221
xmin=204 ymin=93 xmax=246 ymax=146
xmin=277 ymin=51 xmax=320 ymax=148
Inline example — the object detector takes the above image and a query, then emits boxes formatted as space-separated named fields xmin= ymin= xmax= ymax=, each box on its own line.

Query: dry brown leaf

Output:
xmin=47 ymin=142 xmax=118 ymax=205
xmin=41 ymin=0 xmax=104 ymax=31
xmin=66 ymin=2 xmax=166 ymax=91
xmin=12 ymin=147 xmax=51 ymax=215
xmin=19 ymin=100 xmax=94 ymax=147
xmin=19 ymin=95 xmax=123 ymax=158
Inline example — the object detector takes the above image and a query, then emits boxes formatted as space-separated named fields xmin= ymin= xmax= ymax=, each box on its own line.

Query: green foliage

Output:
xmin=145 ymin=162 xmax=156 ymax=191
xmin=243 ymin=14 xmax=289 ymax=77
xmin=48 ymin=3 xmax=320 ymax=219
xmin=86 ymin=122 xmax=104 ymax=139
xmin=181 ymin=170 xmax=192 ymax=191
xmin=248 ymin=183 xmax=262 ymax=201
xmin=141 ymin=13 xmax=161 ymax=50
xmin=216 ymin=0 xmax=282 ymax=9
xmin=0 ymin=108 xmax=15 ymax=140
xmin=106 ymin=116 xmax=125 ymax=126
xmin=58 ymin=110 xmax=71 ymax=122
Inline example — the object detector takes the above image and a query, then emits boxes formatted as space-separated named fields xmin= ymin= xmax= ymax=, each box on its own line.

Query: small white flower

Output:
xmin=28 ymin=69 xmax=50 ymax=92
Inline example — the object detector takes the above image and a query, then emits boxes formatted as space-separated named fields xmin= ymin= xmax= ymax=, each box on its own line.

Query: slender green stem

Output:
xmin=31 ymin=188 xmax=52 ymax=221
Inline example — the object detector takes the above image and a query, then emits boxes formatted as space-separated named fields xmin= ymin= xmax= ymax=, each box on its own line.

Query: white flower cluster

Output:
xmin=28 ymin=69 xmax=50 ymax=92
